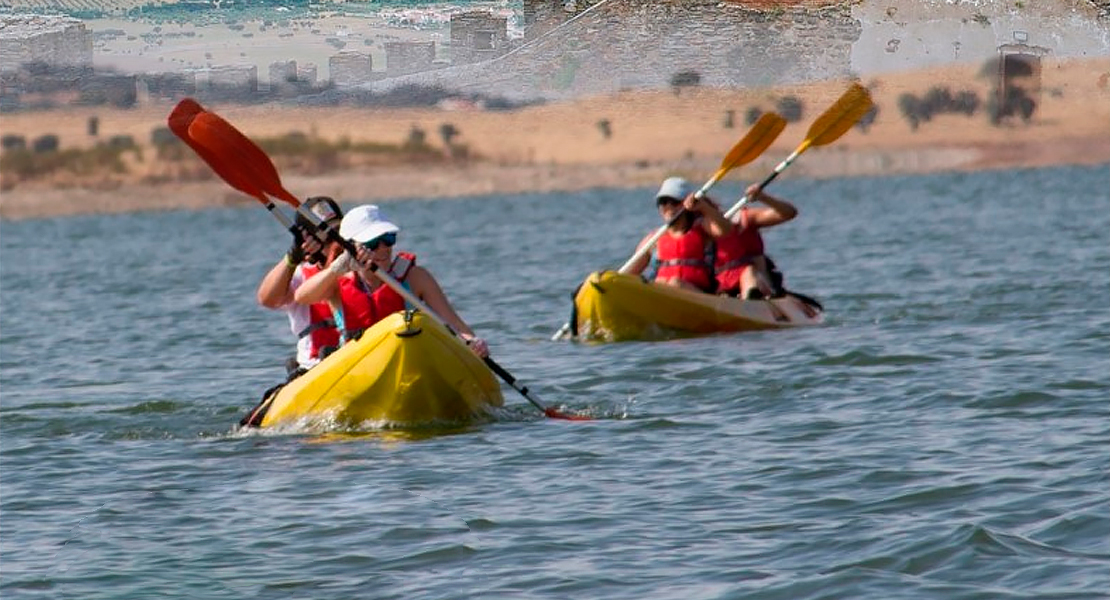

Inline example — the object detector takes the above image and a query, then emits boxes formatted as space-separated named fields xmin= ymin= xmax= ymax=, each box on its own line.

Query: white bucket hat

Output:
xmin=655 ymin=176 xmax=693 ymax=202
xmin=339 ymin=204 xmax=400 ymax=243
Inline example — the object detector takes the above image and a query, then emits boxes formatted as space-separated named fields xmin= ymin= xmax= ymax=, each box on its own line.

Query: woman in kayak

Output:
xmin=698 ymin=183 xmax=799 ymax=299
xmin=294 ymin=204 xmax=490 ymax=358
xmin=255 ymin=196 xmax=347 ymax=376
xmin=626 ymin=176 xmax=719 ymax=292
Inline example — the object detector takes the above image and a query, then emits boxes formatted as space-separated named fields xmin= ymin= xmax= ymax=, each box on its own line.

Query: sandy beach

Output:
xmin=2 ymin=56 xmax=1108 ymax=220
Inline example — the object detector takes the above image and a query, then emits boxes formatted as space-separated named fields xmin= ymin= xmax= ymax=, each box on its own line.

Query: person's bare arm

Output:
xmin=625 ymin=232 xmax=655 ymax=275
xmin=407 ymin=266 xmax=489 ymax=357
xmin=256 ymin=257 xmax=297 ymax=308
xmin=258 ymin=236 xmax=326 ymax=307
xmin=744 ymin=185 xmax=797 ymax=228
xmin=687 ymin=194 xmax=731 ymax=238
xmin=294 ymin=256 xmax=347 ymax=305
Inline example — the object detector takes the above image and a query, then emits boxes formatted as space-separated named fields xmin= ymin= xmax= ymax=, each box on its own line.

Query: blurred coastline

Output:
xmin=1 ymin=1 xmax=1108 ymax=220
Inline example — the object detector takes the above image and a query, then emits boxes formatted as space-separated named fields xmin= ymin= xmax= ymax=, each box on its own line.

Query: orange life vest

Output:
xmin=714 ymin=208 xmax=765 ymax=292
xmin=655 ymin=227 xmax=712 ymax=291
xmin=340 ymin=251 xmax=416 ymax=334
xmin=305 ymin=252 xmax=416 ymax=358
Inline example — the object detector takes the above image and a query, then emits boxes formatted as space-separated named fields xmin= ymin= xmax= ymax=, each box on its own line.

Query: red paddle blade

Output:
xmin=544 ymin=408 xmax=593 ymax=421
xmin=187 ymin=111 xmax=301 ymax=207
xmin=167 ymin=98 xmax=203 ymax=140
xmin=168 ymin=99 xmax=265 ymax=200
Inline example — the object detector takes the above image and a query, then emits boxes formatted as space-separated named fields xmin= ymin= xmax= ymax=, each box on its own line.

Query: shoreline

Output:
xmin=2 ymin=57 xmax=1109 ymax=221
xmin=3 ymin=140 xmax=1106 ymax=221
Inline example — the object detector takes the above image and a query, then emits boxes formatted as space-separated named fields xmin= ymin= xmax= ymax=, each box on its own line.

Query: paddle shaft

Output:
xmin=722 ymin=141 xmax=810 ymax=221
xmin=175 ymin=103 xmax=583 ymax=420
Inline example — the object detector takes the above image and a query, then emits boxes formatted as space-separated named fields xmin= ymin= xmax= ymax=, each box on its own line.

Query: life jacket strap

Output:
xmin=718 ymin=255 xmax=758 ymax=271
xmin=658 ymin=258 xmax=709 ymax=268
xmin=297 ymin=319 xmax=336 ymax=339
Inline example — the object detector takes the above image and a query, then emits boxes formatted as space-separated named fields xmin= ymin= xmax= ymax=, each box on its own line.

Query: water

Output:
xmin=2 ymin=164 xmax=1108 ymax=599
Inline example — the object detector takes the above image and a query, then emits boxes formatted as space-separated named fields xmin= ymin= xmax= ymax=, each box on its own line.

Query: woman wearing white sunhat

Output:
xmin=625 ymin=176 xmax=721 ymax=293
xmin=294 ymin=204 xmax=490 ymax=358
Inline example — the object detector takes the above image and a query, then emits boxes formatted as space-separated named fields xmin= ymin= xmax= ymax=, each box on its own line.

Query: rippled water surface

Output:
xmin=2 ymin=164 xmax=1108 ymax=599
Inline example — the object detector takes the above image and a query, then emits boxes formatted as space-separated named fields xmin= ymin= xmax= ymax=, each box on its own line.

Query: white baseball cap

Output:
xmin=655 ymin=176 xmax=693 ymax=202
xmin=339 ymin=204 xmax=400 ymax=243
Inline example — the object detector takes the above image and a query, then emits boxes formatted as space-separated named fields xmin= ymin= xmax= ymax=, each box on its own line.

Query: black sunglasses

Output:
xmin=656 ymin=196 xmax=682 ymax=207
xmin=361 ymin=232 xmax=397 ymax=251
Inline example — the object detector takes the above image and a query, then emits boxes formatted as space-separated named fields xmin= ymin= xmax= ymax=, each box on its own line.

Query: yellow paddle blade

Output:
xmin=806 ymin=82 xmax=875 ymax=148
xmin=720 ymin=112 xmax=788 ymax=170
xmin=708 ymin=112 xmax=788 ymax=184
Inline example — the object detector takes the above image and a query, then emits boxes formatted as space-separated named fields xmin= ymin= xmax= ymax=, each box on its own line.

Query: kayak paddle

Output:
xmin=168 ymin=100 xmax=311 ymax=248
xmin=722 ymin=82 xmax=875 ymax=220
xmin=550 ymin=111 xmax=787 ymax=341
xmin=171 ymin=100 xmax=590 ymax=421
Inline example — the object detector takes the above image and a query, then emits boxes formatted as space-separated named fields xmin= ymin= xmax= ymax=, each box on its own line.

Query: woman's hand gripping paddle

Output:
xmin=722 ymin=82 xmax=875 ymax=221
xmin=549 ymin=112 xmax=788 ymax=341
xmin=170 ymin=101 xmax=590 ymax=421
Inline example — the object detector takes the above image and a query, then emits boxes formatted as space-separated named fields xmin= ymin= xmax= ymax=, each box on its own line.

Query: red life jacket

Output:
xmin=338 ymin=251 xmax=417 ymax=337
xmin=655 ymin=226 xmax=712 ymax=291
xmin=714 ymin=208 xmax=765 ymax=292
xmin=300 ymin=264 xmax=340 ymax=359
xmin=305 ymin=252 xmax=417 ymax=359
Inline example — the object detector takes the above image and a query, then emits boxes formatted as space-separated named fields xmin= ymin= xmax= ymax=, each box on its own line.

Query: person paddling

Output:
xmin=294 ymin=204 xmax=490 ymax=359
xmin=255 ymin=196 xmax=346 ymax=377
xmin=626 ymin=177 xmax=718 ymax=292
xmin=701 ymin=182 xmax=798 ymax=299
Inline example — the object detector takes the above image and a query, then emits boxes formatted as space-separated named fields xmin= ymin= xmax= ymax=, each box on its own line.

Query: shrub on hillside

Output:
xmin=151 ymin=127 xmax=177 ymax=147
xmin=745 ymin=106 xmax=764 ymax=126
xmin=439 ymin=123 xmax=459 ymax=147
xmin=32 ymin=135 xmax=59 ymax=153
xmin=670 ymin=70 xmax=701 ymax=95
xmin=776 ymin=96 xmax=804 ymax=123
xmin=856 ymin=104 xmax=879 ymax=133
xmin=988 ymin=86 xmax=1036 ymax=125
xmin=898 ymin=87 xmax=983 ymax=130
xmin=1 ymin=135 xmax=26 ymax=151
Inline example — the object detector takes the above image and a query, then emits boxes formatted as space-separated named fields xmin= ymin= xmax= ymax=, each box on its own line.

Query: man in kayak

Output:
xmin=294 ymin=204 xmax=490 ymax=359
xmin=626 ymin=176 xmax=718 ymax=292
xmin=697 ymin=183 xmax=799 ymax=299
xmin=255 ymin=196 xmax=346 ymax=376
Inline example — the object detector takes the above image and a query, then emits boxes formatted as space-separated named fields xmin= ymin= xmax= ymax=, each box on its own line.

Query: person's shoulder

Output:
xmin=408 ymin=264 xmax=434 ymax=281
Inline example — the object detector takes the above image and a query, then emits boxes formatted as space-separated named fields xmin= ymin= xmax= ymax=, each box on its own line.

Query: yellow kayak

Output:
xmin=571 ymin=270 xmax=824 ymax=342
xmin=259 ymin=311 xmax=503 ymax=428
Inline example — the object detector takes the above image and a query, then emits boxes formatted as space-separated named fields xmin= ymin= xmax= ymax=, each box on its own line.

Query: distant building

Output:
xmin=385 ymin=40 xmax=436 ymax=76
xmin=329 ymin=51 xmax=373 ymax=87
xmin=210 ymin=65 xmax=257 ymax=90
xmin=523 ymin=0 xmax=583 ymax=41
xmin=450 ymin=11 xmax=508 ymax=65
xmin=298 ymin=63 xmax=318 ymax=86
xmin=268 ymin=59 xmax=298 ymax=88
xmin=0 ymin=14 xmax=92 ymax=72
xmin=199 ymin=65 xmax=258 ymax=100
xmin=143 ymin=71 xmax=196 ymax=99
xmin=79 ymin=73 xmax=138 ymax=108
